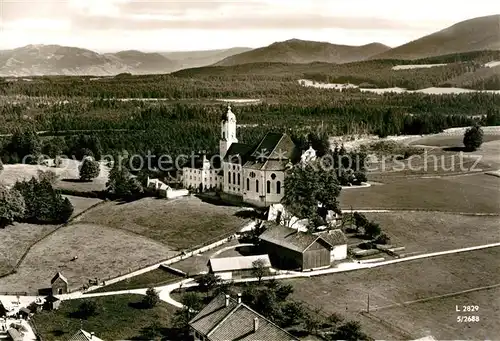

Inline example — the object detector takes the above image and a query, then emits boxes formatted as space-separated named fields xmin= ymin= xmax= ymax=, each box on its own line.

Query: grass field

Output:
xmin=64 ymin=195 xmax=103 ymax=216
xmin=172 ymin=239 xmax=241 ymax=275
xmin=32 ymin=294 xmax=178 ymax=341
xmin=91 ymin=267 xmax=183 ymax=293
xmin=0 ymin=223 xmax=176 ymax=293
xmin=364 ymin=212 xmax=500 ymax=253
xmin=79 ymin=196 xmax=248 ymax=250
xmin=340 ymin=173 xmax=500 ymax=213
xmin=409 ymin=133 xmax=500 ymax=148
xmin=0 ymin=223 xmax=58 ymax=277
xmin=371 ymin=286 xmax=500 ymax=340
xmin=285 ymin=247 xmax=500 ymax=340
xmin=0 ymin=196 xmax=100 ymax=278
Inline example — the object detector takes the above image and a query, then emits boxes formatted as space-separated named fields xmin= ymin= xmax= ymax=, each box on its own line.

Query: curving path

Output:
xmin=3 ymin=241 xmax=496 ymax=311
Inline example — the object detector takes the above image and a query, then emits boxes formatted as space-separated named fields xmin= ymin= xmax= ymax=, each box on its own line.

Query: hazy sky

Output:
xmin=1 ymin=0 xmax=498 ymax=52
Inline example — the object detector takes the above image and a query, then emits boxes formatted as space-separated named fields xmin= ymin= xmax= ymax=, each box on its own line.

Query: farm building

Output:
xmin=189 ymin=293 xmax=299 ymax=341
xmin=43 ymin=295 xmax=61 ymax=311
xmin=51 ymin=272 xmax=68 ymax=295
xmin=317 ymin=229 xmax=348 ymax=261
xmin=146 ymin=177 xmax=189 ymax=199
xmin=208 ymin=255 xmax=271 ymax=280
xmin=259 ymin=225 xmax=347 ymax=271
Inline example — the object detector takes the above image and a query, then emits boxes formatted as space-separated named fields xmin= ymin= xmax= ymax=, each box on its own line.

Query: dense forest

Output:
xmin=0 ymin=49 xmax=499 ymax=168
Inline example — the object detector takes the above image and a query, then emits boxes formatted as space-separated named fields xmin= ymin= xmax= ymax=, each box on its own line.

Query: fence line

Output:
xmin=82 ymin=231 xmax=237 ymax=293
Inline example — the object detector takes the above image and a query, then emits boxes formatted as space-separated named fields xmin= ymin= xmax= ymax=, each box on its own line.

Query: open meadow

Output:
xmin=285 ymin=247 xmax=500 ymax=340
xmin=79 ymin=196 xmax=249 ymax=250
xmin=32 ymin=294 xmax=178 ymax=341
xmin=341 ymin=173 xmax=500 ymax=213
xmin=0 ymin=223 xmax=176 ymax=293
xmin=363 ymin=212 xmax=500 ymax=253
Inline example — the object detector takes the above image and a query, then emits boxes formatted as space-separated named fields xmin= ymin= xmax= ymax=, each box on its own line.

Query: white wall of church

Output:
xmin=223 ymin=162 xmax=243 ymax=195
xmin=242 ymin=169 xmax=285 ymax=206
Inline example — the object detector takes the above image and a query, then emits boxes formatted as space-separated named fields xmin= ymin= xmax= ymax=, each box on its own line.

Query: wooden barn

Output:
xmin=259 ymin=225 xmax=338 ymax=271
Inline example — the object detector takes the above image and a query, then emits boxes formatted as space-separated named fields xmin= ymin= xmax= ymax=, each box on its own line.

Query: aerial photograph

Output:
xmin=0 ymin=0 xmax=499 ymax=340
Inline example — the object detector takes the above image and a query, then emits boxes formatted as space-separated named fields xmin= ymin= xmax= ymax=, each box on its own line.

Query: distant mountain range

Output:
xmin=0 ymin=45 xmax=252 ymax=77
xmin=213 ymin=40 xmax=390 ymax=66
xmin=371 ymin=15 xmax=500 ymax=60
xmin=0 ymin=15 xmax=498 ymax=76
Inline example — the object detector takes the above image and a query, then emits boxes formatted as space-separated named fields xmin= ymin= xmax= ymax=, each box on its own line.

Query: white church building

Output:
xmin=182 ymin=105 xmax=317 ymax=207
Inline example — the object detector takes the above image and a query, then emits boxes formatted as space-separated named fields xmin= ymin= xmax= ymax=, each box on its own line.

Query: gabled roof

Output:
xmin=259 ymin=224 xmax=327 ymax=253
xmin=223 ymin=143 xmax=253 ymax=163
xmin=44 ymin=295 xmax=60 ymax=303
xmin=244 ymin=132 xmax=299 ymax=170
xmin=208 ymin=255 xmax=271 ymax=273
xmin=189 ymin=294 xmax=299 ymax=341
xmin=51 ymin=272 xmax=68 ymax=285
xmin=317 ymin=229 xmax=347 ymax=246
xmin=67 ymin=329 xmax=104 ymax=341
xmin=189 ymin=294 xmax=239 ymax=336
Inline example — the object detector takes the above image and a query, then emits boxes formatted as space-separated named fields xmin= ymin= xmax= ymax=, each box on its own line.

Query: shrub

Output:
xmin=76 ymin=301 xmax=99 ymax=319
xmin=375 ymin=233 xmax=391 ymax=245
xmin=0 ymin=185 xmax=26 ymax=228
xmin=364 ymin=221 xmax=381 ymax=239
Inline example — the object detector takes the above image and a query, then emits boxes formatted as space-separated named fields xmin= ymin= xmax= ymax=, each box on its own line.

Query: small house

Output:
xmin=51 ymin=272 xmax=68 ymax=295
xmin=18 ymin=307 xmax=30 ymax=319
xmin=189 ymin=293 xmax=299 ymax=341
xmin=208 ymin=255 xmax=271 ymax=280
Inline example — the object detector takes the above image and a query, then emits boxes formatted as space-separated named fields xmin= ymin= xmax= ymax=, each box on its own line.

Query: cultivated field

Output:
xmin=79 ymin=196 xmax=248 ymax=250
xmin=340 ymin=173 xmax=500 ymax=213
xmin=0 ymin=223 xmax=176 ymax=293
xmin=364 ymin=212 xmax=500 ymax=253
xmin=33 ymin=294 xmax=178 ymax=341
xmin=286 ymin=247 xmax=500 ymax=340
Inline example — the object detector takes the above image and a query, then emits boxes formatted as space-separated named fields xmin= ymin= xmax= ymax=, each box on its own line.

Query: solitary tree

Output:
xmin=251 ymin=259 xmax=268 ymax=284
xmin=106 ymin=163 xmax=143 ymax=200
xmin=196 ymin=273 xmax=221 ymax=293
xmin=463 ymin=125 xmax=483 ymax=151
xmin=79 ymin=158 xmax=100 ymax=181
xmin=143 ymin=287 xmax=160 ymax=308
xmin=282 ymin=162 xmax=341 ymax=229
xmin=0 ymin=185 xmax=26 ymax=228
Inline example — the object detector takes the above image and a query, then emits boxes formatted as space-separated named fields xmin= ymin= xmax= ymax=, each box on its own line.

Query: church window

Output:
xmin=276 ymin=181 xmax=281 ymax=194
xmin=246 ymin=178 xmax=250 ymax=191
xmin=249 ymin=172 xmax=256 ymax=178
xmin=267 ymin=181 xmax=271 ymax=194
xmin=237 ymin=174 xmax=240 ymax=185
xmin=228 ymin=172 xmax=231 ymax=184
xmin=271 ymin=173 xmax=276 ymax=180
xmin=256 ymin=180 xmax=259 ymax=192
xmin=223 ymin=132 xmax=225 ymax=139
xmin=233 ymin=173 xmax=236 ymax=184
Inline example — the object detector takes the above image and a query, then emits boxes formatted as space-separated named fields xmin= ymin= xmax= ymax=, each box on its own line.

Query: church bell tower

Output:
xmin=220 ymin=104 xmax=238 ymax=159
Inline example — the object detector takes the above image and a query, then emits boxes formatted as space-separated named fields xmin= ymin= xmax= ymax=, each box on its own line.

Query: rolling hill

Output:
xmin=0 ymin=45 xmax=176 ymax=76
xmin=371 ymin=15 xmax=500 ymax=60
xmin=213 ymin=39 xmax=391 ymax=66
